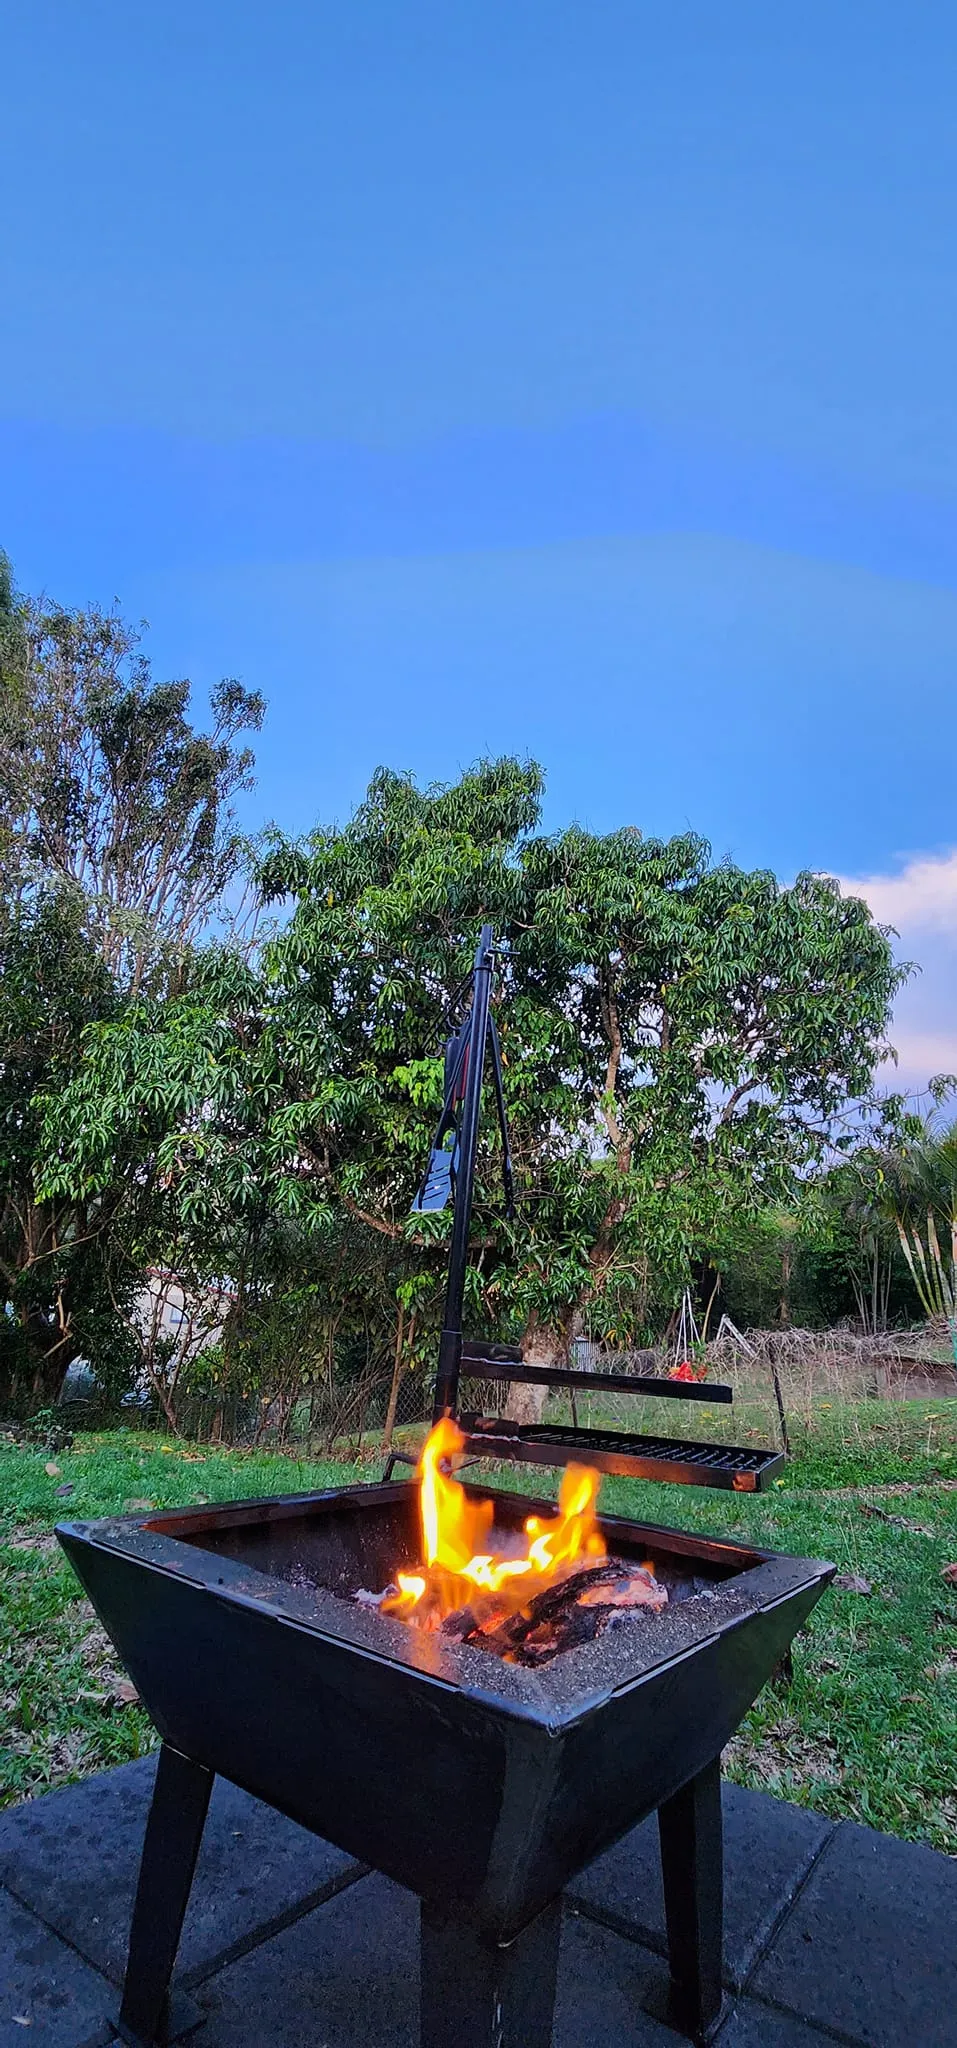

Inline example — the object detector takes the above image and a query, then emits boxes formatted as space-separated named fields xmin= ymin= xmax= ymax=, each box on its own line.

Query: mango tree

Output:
xmin=255 ymin=761 xmax=903 ymax=1392
xmin=40 ymin=758 xmax=903 ymax=1419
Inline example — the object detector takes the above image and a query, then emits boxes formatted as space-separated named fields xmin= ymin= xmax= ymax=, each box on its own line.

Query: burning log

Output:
xmin=378 ymin=1418 xmax=609 ymax=1629
xmin=439 ymin=1558 xmax=668 ymax=1665
xmin=363 ymin=1418 xmax=678 ymax=1664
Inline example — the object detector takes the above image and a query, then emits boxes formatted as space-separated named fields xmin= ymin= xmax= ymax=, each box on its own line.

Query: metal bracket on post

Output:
xmin=382 ymin=1448 xmax=418 ymax=1482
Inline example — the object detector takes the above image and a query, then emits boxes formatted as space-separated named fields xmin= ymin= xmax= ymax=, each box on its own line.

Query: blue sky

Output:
xmin=2 ymin=2 xmax=956 ymax=1091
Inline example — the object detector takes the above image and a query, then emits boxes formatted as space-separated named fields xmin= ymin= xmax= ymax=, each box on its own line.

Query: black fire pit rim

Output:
xmin=56 ymin=1481 xmax=834 ymax=1731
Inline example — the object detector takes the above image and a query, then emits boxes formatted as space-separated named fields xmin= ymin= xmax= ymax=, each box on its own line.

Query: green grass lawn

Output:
xmin=2 ymin=1408 xmax=957 ymax=1854
xmin=0 ymin=1431 xmax=365 ymax=1811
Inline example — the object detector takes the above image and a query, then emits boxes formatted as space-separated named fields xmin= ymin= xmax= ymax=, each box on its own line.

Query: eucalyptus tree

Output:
xmin=0 ymin=578 xmax=263 ymax=990
xmin=0 ymin=562 xmax=266 ymax=1406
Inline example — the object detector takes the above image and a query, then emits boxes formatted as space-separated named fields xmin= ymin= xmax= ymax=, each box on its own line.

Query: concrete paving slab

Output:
xmin=191 ymin=1874 xmax=415 ymax=2048
xmin=0 ymin=1756 xmax=361 ymax=1988
xmin=0 ymin=1885 xmax=116 ymax=2048
xmin=558 ymin=1910 xmax=680 ymax=2047
xmin=193 ymin=1877 xmax=678 ymax=2047
xmin=715 ymin=2001 xmax=837 ymax=2046
xmin=568 ymin=1782 xmax=834 ymax=1990
xmin=752 ymin=1818 xmax=957 ymax=2047
xmin=5 ymin=1760 xmax=957 ymax=2048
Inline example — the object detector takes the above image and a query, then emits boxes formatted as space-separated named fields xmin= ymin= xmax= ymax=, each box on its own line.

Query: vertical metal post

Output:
xmin=432 ymin=924 xmax=494 ymax=1423
xmin=657 ymin=1757 xmax=724 ymax=2043
xmin=117 ymin=1742 xmax=214 ymax=2047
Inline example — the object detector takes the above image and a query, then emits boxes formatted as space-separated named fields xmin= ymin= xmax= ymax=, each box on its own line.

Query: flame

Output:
xmin=384 ymin=1416 xmax=607 ymax=1627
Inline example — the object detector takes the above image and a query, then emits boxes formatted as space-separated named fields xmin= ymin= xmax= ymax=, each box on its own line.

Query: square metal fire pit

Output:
xmin=58 ymin=1478 xmax=832 ymax=2048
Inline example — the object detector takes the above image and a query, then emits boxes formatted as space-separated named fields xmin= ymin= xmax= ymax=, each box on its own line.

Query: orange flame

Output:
xmin=384 ymin=1417 xmax=606 ymax=1627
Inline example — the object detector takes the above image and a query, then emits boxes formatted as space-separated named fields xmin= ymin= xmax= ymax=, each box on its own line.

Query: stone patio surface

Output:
xmin=1 ymin=1756 xmax=955 ymax=2047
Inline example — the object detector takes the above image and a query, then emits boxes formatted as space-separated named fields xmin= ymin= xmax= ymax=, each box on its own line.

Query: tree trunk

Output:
xmin=0 ymin=1306 xmax=80 ymax=1413
xmin=152 ymin=1377 xmax=180 ymax=1434
xmin=701 ymin=1266 xmax=721 ymax=1341
xmin=778 ymin=1245 xmax=792 ymax=1328
xmin=504 ymin=1318 xmax=568 ymax=1425
xmin=29 ymin=1350 xmax=72 ymax=1408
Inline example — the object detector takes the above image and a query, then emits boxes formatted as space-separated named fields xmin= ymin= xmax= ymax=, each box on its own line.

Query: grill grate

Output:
xmin=460 ymin=1418 xmax=785 ymax=1492
xmin=532 ymin=1426 xmax=772 ymax=1471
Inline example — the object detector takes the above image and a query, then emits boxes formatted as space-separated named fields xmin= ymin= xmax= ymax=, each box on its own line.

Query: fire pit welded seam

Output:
xmin=478 ymin=1722 xmax=568 ymax=1932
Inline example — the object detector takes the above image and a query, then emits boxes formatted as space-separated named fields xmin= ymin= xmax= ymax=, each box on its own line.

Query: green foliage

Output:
xmin=0 ymin=546 xmax=907 ymax=1416
xmin=0 ymin=891 xmax=138 ymax=1408
xmin=804 ymin=1150 xmax=919 ymax=1332
xmin=37 ymin=757 xmax=903 ymax=1418
xmin=0 ymin=558 xmax=269 ymax=1403
xmin=715 ymin=1208 xmax=825 ymax=1330
xmin=258 ymin=760 xmax=902 ymax=1350
xmin=876 ymin=1120 xmax=957 ymax=1345
xmin=0 ymin=553 xmax=20 ymax=670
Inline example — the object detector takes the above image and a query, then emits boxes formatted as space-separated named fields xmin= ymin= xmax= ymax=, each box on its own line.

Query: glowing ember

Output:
xmin=383 ymin=1416 xmax=608 ymax=1630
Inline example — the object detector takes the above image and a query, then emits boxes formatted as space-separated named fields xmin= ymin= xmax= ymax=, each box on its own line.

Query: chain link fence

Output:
xmin=49 ymin=1320 xmax=957 ymax=1460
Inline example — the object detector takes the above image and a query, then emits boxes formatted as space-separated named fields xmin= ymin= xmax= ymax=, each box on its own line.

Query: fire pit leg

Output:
xmin=116 ymin=1743 xmax=214 ymax=2047
xmin=657 ymin=1758 xmax=724 ymax=2043
xmin=420 ymin=1897 xmax=561 ymax=2048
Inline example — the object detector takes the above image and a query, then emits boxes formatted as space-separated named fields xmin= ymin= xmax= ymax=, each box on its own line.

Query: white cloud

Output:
xmin=840 ymin=848 xmax=957 ymax=935
xmin=837 ymin=852 xmax=957 ymax=1097
xmin=877 ymin=1030 xmax=957 ymax=1089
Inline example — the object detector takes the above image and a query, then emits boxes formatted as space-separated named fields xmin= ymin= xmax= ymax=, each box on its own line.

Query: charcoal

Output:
xmin=512 ymin=1588 xmax=668 ymax=1667
xmin=458 ymin=1560 xmax=667 ymax=1664
xmin=460 ymin=1607 xmax=534 ymax=1656
xmin=512 ymin=1561 xmax=624 ymax=1629
xmin=440 ymin=1605 xmax=482 ymax=1640
xmin=516 ymin=1604 xmax=610 ymax=1665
